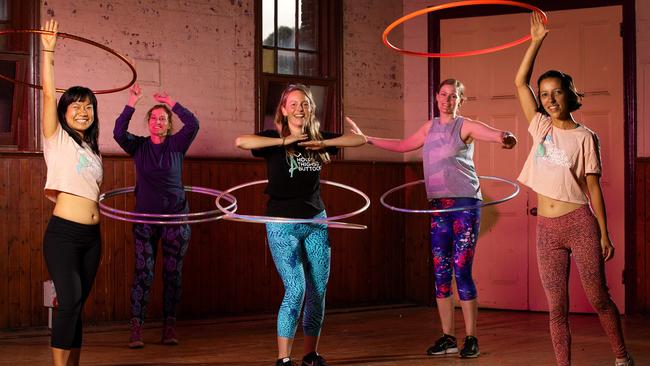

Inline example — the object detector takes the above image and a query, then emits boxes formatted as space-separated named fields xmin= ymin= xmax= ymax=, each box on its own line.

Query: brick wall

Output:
xmin=43 ymin=0 xmax=255 ymax=157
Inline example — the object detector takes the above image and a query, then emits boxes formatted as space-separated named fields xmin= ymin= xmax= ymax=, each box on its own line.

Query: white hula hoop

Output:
xmin=380 ymin=175 xmax=520 ymax=214
xmin=215 ymin=179 xmax=370 ymax=230
xmin=99 ymin=186 xmax=238 ymax=225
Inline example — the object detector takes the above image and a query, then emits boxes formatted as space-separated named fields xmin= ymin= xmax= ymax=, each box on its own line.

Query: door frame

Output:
xmin=426 ymin=0 xmax=637 ymax=313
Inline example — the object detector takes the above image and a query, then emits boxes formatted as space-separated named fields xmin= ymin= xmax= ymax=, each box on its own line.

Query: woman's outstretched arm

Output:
xmin=346 ymin=116 xmax=429 ymax=153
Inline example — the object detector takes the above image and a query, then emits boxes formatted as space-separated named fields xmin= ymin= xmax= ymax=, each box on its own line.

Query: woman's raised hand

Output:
xmin=41 ymin=20 xmax=58 ymax=52
xmin=530 ymin=11 xmax=548 ymax=43
xmin=127 ymin=83 xmax=143 ymax=107
xmin=345 ymin=116 xmax=365 ymax=136
xmin=153 ymin=91 xmax=176 ymax=107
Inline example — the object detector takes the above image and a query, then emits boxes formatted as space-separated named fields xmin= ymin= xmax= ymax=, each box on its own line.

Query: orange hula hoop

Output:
xmin=382 ymin=0 xmax=547 ymax=58
xmin=0 ymin=29 xmax=137 ymax=94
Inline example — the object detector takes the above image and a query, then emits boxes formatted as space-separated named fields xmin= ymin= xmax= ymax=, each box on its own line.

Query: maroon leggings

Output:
xmin=536 ymin=205 xmax=627 ymax=365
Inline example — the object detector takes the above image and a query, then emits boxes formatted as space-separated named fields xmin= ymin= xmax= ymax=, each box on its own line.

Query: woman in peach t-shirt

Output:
xmin=41 ymin=20 xmax=103 ymax=366
xmin=515 ymin=13 xmax=632 ymax=366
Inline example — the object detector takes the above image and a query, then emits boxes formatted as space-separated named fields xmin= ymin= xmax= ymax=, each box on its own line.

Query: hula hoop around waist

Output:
xmin=99 ymin=186 xmax=237 ymax=225
xmin=380 ymin=175 xmax=520 ymax=214
xmin=215 ymin=179 xmax=370 ymax=230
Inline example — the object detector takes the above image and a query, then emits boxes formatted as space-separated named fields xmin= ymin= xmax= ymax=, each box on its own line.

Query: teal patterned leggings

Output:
xmin=265 ymin=211 xmax=331 ymax=338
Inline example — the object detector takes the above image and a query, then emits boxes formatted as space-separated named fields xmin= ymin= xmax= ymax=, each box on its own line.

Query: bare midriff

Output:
xmin=536 ymin=193 xmax=586 ymax=218
xmin=52 ymin=192 xmax=100 ymax=225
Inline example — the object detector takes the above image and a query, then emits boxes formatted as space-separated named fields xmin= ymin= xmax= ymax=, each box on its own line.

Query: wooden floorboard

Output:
xmin=0 ymin=306 xmax=648 ymax=365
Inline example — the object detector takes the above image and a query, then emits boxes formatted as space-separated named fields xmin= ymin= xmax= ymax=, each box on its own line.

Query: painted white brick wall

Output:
xmin=43 ymin=0 xmax=407 ymax=160
xmin=342 ymin=0 xmax=405 ymax=161
xmin=43 ymin=0 xmax=255 ymax=157
xmin=43 ymin=1 xmax=648 ymax=159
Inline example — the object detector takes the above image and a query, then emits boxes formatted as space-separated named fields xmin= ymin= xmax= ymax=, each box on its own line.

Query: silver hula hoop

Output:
xmin=380 ymin=175 xmax=520 ymax=214
xmin=99 ymin=186 xmax=238 ymax=225
xmin=215 ymin=179 xmax=370 ymax=230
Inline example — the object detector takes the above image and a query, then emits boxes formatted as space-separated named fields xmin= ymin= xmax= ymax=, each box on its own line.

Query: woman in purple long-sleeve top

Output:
xmin=113 ymin=84 xmax=199 ymax=348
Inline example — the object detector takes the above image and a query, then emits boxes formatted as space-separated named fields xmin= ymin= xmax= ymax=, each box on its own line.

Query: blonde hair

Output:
xmin=273 ymin=84 xmax=330 ymax=164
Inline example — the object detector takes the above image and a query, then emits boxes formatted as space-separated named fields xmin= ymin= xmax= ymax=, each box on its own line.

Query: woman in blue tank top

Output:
xmin=348 ymin=79 xmax=516 ymax=359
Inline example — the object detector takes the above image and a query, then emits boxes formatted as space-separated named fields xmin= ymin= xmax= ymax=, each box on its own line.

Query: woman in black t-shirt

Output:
xmin=236 ymin=84 xmax=365 ymax=366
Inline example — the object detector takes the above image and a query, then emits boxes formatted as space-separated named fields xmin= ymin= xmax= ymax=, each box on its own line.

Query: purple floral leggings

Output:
xmin=131 ymin=223 xmax=191 ymax=321
xmin=430 ymin=197 xmax=481 ymax=301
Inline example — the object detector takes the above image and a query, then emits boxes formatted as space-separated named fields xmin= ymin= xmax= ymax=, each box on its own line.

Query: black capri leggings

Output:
xmin=43 ymin=215 xmax=101 ymax=349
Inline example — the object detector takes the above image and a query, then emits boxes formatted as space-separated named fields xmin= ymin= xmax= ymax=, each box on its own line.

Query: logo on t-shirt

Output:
xmin=286 ymin=152 xmax=322 ymax=178
xmin=537 ymin=135 xmax=571 ymax=168
xmin=75 ymin=146 xmax=102 ymax=179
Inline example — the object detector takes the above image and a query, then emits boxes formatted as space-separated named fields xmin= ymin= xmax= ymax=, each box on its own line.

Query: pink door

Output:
xmin=440 ymin=5 xmax=625 ymax=312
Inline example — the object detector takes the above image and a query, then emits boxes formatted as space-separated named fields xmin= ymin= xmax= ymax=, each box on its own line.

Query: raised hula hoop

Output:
xmin=382 ymin=0 xmax=547 ymax=58
xmin=0 ymin=29 xmax=137 ymax=94
xmin=381 ymin=175 xmax=519 ymax=214
xmin=99 ymin=186 xmax=238 ymax=225
xmin=215 ymin=179 xmax=370 ymax=230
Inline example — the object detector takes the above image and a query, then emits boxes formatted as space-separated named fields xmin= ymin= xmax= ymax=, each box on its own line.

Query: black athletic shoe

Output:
xmin=426 ymin=334 xmax=459 ymax=355
xmin=302 ymin=351 xmax=329 ymax=366
xmin=276 ymin=358 xmax=296 ymax=366
xmin=459 ymin=335 xmax=480 ymax=358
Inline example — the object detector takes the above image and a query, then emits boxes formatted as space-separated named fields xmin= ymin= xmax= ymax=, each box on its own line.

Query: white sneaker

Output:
xmin=615 ymin=354 xmax=634 ymax=366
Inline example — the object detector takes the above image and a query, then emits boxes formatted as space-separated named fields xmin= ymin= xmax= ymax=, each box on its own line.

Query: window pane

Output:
xmin=299 ymin=52 xmax=318 ymax=76
xmin=262 ymin=0 xmax=275 ymax=46
xmin=277 ymin=50 xmax=295 ymax=75
xmin=0 ymin=0 xmax=7 ymax=22
xmin=308 ymin=84 xmax=327 ymax=126
xmin=258 ymin=1 xmax=340 ymax=134
xmin=0 ymin=29 xmax=6 ymax=51
xmin=298 ymin=0 xmax=317 ymax=51
xmin=0 ymin=29 xmax=29 ymax=53
xmin=0 ymin=61 xmax=15 ymax=134
xmin=277 ymin=0 xmax=296 ymax=48
xmin=263 ymin=82 xmax=286 ymax=130
xmin=263 ymin=48 xmax=275 ymax=73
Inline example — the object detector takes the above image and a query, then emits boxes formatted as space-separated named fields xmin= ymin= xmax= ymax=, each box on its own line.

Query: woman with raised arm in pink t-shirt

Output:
xmin=515 ymin=12 xmax=633 ymax=366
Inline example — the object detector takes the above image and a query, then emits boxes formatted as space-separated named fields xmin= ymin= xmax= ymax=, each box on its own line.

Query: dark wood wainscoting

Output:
xmin=3 ymin=153 xmax=649 ymax=329
xmin=0 ymin=153 xmax=430 ymax=329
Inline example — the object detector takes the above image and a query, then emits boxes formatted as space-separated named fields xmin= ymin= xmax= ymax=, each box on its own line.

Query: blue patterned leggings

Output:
xmin=430 ymin=198 xmax=480 ymax=301
xmin=130 ymin=223 xmax=191 ymax=321
xmin=265 ymin=211 xmax=331 ymax=338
